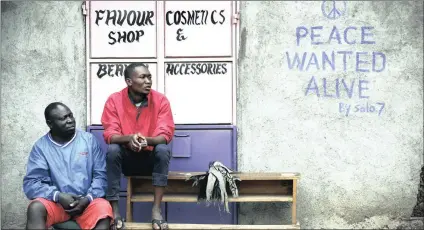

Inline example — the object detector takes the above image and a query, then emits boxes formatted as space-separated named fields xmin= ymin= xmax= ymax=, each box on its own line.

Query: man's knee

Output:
xmin=153 ymin=144 xmax=171 ymax=163
xmin=106 ymin=144 xmax=122 ymax=163
xmin=27 ymin=201 xmax=47 ymax=217
xmin=92 ymin=198 xmax=111 ymax=208
xmin=89 ymin=198 xmax=113 ymax=217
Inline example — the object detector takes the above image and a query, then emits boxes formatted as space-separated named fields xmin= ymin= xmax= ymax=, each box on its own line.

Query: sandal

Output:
xmin=151 ymin=219 xmax=168 ymax=230
xmin=112 ymin=217 xmax=125 ymax=230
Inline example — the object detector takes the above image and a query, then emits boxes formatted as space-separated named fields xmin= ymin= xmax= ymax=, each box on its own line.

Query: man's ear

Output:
xmin=46 ymin=120 xmax=53 ymax=129
xmin=125 ymin=78 xmax=132 ymax=86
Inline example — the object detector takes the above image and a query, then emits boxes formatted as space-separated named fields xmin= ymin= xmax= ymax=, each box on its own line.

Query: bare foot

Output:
xmin=152 ymin=206 xmax=168 ymax=229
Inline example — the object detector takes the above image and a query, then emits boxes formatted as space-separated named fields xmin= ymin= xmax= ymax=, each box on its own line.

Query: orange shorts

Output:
xmin=31 ymin=197 xmax=113 ymax=229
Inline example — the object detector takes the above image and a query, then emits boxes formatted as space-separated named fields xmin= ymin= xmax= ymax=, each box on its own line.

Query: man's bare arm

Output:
xmin=111 ymin=134 xmax=144 ymax=151
xmin=110 ymin=134 xmax=133 ymax=145
xmin=145 ymin=136 xmax=167 ymax=146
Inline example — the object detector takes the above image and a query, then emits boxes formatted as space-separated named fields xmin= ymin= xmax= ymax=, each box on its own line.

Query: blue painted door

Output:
xmin=87 ymin=125 xmax=237 ymax=224
xmin=166 ymin=126 xmax=237 ymax=224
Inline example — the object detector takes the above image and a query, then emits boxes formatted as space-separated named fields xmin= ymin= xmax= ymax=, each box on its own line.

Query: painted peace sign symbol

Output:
xmin=321 ymin=0 xmax=347 ymax=20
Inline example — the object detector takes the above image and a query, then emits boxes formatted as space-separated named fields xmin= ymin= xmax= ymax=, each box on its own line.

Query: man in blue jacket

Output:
xmin=23 ymin=102 xmax=113 ymax=230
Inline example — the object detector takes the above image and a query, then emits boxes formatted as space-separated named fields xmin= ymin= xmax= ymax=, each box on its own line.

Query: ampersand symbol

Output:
xmin=176 ymin=28 xmax=187 ymax=41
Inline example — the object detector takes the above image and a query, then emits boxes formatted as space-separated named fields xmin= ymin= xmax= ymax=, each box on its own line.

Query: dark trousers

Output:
xmin=106 ymin=144 xmax=171 ymax=201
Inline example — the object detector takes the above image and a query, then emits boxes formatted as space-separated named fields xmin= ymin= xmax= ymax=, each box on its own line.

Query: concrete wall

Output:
xmin=1 ymin=1 xmax=423 ymax=229
xmin=1 ymin=1 xmax=86 ymax=228
xmin=237 ymin=1 xmax=423 ymax=229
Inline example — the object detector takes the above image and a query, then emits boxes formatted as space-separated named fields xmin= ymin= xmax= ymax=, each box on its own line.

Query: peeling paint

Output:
xmin=237 ymin=1 xmax=423 ymax=229
xmin=1 ymin=2 xmax=86 ymax=228
xmin=0 ymin=1 xmax=423 ymax=229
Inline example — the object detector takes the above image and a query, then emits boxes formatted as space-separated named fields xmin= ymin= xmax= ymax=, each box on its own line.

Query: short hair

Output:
xmin=124 ymin=63 xmax=149 ymax=79
xmin=44 ymin=102 xmax=67 ymax=121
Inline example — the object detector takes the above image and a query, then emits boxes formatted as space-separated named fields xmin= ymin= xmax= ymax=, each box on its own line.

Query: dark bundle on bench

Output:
xmin=186 ymin=161 xmax=241 ymax=213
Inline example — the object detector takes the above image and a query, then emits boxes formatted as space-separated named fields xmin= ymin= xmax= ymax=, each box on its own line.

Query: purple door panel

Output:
xmin=167 ymin=203 xmax=236 ymax=224
xmin=168 ymin=129 xmax=236 ymax=172
xmin=87 ymin=125 xmax=238 ymax=225
xmin=170 ymin=134 xmax=192 ymax=158
xmin=166 ymin=125 xmax=237 ymax=224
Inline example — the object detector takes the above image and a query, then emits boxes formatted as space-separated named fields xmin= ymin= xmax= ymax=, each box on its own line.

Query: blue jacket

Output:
xmin=23 ymin=129 xmax=107 ymax=202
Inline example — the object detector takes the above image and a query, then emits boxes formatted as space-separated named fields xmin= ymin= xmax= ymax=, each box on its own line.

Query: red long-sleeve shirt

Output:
xmin=101 ymin=87 xmax=175 ymax=151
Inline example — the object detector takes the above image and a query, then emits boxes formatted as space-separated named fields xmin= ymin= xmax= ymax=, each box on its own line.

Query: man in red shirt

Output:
xmin=101 ymin=63 xmax=175 ymax=230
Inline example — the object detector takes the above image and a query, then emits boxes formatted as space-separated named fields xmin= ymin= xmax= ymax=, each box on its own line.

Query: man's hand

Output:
xmin=129 ymin=133 xmax=147 ymax=152
xmin=138 ymin=135 xmax=148 ymax=148
xmin=57 ymin=193 xmax=77 ymax=210
xmin=129 ymin=133 xmax=142 ymax=152
xmin=64 ymin=196 xmax=90 ymax=217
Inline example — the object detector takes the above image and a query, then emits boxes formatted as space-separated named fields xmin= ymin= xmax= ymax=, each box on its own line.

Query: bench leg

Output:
xmin=126 ymin=177 xmax=133 ymax=222
xmin=291 ymin=179 xmax=297 ymax=225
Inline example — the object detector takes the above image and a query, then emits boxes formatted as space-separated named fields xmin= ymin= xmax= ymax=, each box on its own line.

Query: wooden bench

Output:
xmin=125 ymin=171 xmax=301 ymax=229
